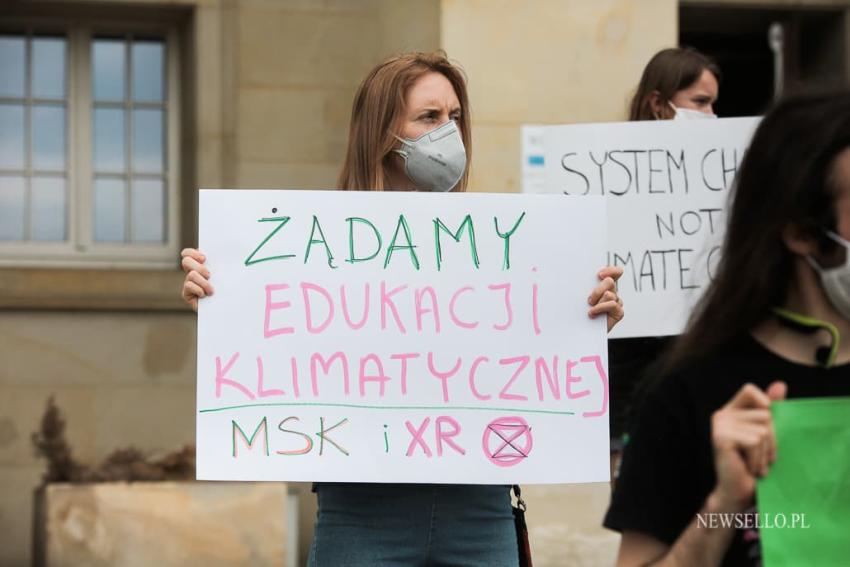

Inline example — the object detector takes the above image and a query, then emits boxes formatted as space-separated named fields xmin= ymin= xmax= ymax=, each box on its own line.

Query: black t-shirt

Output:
xmin=604 ymin=334 xmax=850 ymax=567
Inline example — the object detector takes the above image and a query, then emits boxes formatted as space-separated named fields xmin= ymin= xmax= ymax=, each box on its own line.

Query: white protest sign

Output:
xmin=196 ymin=190 xmax=609 ymax=484
xmin=522 ymin=117 xmax=761 ymax=338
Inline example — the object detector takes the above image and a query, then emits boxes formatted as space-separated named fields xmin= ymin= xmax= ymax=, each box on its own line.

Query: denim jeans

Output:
xmin=307 ymin=483 xmax=519 ymax=567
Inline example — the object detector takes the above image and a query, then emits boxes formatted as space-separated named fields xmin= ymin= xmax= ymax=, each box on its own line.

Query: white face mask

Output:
xmin=808 ymin=231 xmax=850 ymax=321
xmin=668 ymin=101 xmax=717 ymax=120
xmin=393 ymin=120 xmax=467 ymax=192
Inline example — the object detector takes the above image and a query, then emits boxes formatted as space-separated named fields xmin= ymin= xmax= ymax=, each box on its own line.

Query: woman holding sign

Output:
xmin=606 ymin=93 xmax=850 ymax=566
xmin=182 ymin=51 xmax=624 ymax=566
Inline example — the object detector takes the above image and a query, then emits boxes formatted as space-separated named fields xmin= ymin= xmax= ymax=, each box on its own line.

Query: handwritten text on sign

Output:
xmin=196 ymin=190 xmax=609 ymax=484
xmin=522 ymin=117 xmax=760 ymax=338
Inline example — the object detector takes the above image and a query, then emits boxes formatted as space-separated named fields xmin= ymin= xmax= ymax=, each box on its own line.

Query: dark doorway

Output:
xmin=680 ymin=5 xmax=848 ymax=117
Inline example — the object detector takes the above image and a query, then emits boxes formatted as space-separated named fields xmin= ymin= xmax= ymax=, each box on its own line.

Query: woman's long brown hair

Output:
xmin=337 ymin=51 xmax=471 ymax=191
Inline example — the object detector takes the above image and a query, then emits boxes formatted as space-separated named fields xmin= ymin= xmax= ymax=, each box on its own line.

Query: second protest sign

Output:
xmin=523 ymin=117 xmax=760 ymax=338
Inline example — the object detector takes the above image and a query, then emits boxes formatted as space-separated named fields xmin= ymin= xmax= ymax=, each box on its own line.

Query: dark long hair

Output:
xmin=629 ymin=47 xmax=721 ymax=121
xmin=664 ymin=92 xmax=850 ymax=372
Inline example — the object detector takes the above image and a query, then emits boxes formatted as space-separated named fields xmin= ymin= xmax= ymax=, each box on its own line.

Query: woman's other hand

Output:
xmin=588 ymin=266 xmax=624 ymax=332
xmin=181 ymin=248 xmax=213 ymax=311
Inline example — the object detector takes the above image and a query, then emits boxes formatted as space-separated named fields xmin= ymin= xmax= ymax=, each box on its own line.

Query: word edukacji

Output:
xmin=262 ymin=279 xmax=542 ymax=336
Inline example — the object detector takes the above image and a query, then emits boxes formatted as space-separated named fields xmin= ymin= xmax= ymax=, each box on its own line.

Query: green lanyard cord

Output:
xmin=772 ymin=307 xmax=840 ymax=368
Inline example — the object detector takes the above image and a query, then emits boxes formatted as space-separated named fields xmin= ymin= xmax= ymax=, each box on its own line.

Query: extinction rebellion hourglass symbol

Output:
xmin=482 ymin=416 xmax=533 ymax=467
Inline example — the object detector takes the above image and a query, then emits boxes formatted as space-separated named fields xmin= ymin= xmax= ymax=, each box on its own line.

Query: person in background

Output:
xmin=629 ymin=46 xmax=721 ymax=121
xmin=608 ymin=45 xmax=723 ymax=475
xmin=605 ymin=92 xmax=850 ymax=566
xmin=181 ymin=51 xmax=625 ymax=567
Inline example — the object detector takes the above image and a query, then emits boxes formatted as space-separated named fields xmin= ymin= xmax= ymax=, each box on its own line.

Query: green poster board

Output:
xmin=756 ymin=397 xmax=850 ymax=566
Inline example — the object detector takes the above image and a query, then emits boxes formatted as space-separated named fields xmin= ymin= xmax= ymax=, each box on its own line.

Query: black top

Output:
xmin=604 ymin=334 xmax=850 ymax=566
xmin=608 ymin=336 xmax=671 ymax=439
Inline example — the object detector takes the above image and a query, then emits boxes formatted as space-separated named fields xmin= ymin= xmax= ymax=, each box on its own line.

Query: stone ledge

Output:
xmin=0 ymin=269 xmax=189 ymax=311
xmin=35 ymin=481 xmax=296 ymax=567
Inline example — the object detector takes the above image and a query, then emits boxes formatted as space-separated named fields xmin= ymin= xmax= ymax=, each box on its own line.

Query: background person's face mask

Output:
xmin=393 ymin=120 xmax=467 ymax=192
xmin=668 ymin=101 xmax=717 ymax=120
xmin=808 ymin=231 xmax=850 ymax=321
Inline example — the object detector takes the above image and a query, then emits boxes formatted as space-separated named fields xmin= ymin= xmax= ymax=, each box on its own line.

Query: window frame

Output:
xmin=0 ymin=18 xmax=181 ymax=269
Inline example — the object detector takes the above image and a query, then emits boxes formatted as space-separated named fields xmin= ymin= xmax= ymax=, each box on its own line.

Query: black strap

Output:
xmin=512 ymin=485 xmax=532 ymax=567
